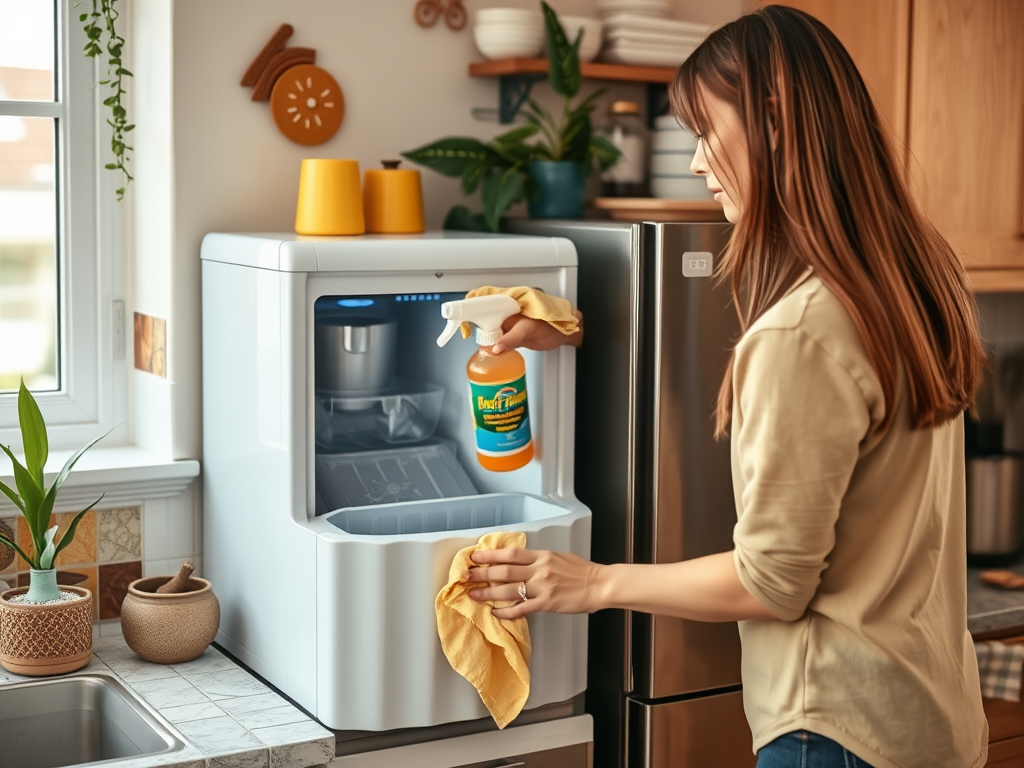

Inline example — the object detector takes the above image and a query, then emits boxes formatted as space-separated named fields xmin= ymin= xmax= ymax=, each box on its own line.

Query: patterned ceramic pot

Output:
xmin=0 ymin=586 xmax=93 ymax=676
xmin=120 ymin=576 xmax=220 ymax=664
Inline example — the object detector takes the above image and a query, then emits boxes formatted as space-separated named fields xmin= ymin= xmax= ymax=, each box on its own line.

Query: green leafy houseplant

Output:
xmin=0 ymin=382 xmax=105 ymax=603
xmin=401 ymin=1 xmax=620 ymax=231
xmin=81 ymin=0 xmax=134 ymax=202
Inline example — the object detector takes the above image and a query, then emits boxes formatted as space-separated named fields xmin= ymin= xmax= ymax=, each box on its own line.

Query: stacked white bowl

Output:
xmin=558 ymin=16 xmax=604 ymax=63
xmin=650 ymin=115 xmax=711 ymax=199
xmin=473 ymin=8 xmax=545 ymax=60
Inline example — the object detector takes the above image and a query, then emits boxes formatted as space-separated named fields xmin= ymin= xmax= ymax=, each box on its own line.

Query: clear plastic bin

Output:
xmin=326 ymin=493 xmax=568 ymax=535
xmin=314 ymin=378 xmax=445 ymax=451
xmin=315 ymin=440 xmax=477 ymax=515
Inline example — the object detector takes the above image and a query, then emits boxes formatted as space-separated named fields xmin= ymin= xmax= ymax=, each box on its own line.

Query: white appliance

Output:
xmin=199 ymin=232 xmax=591 ymax=739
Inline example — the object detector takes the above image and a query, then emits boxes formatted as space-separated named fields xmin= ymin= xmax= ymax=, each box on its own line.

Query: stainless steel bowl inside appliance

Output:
xmin=315 ymin=316 xmax=397 ymax=394
xmin=966 ymin=454 xmax=1024 ymax=566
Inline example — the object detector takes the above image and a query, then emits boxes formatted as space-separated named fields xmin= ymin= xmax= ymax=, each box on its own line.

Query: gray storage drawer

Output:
xmin=456 ymin=742 xmax=592 ymax=768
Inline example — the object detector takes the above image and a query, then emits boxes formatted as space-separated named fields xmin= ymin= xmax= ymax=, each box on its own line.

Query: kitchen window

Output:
xmin=0 ymin=0 xmax=126 ymax=449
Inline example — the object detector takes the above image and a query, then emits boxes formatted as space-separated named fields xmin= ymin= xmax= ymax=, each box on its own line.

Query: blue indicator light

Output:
xmin=337 ymin=298 xmax=375 ymax=308
xmin=394 ymin=294 xmax=442 ymax=302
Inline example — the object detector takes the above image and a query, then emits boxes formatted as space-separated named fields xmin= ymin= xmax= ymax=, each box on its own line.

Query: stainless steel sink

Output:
xmin=0 ymin=673 xmax=187 ymax=768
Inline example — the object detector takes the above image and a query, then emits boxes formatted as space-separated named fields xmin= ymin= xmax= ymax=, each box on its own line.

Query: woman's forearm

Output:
xmin=596 ymin=551 xmax=778 ymax=622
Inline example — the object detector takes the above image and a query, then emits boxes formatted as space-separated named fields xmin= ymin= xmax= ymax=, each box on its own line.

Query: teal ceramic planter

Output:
xmin=25 ymin=569 xmax=60 ymax=602
xmin=527 ymin=161 xmax=588 ymax=219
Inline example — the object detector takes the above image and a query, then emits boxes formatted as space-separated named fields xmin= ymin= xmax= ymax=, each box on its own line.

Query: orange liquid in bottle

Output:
xmin=467 ymin=347 xmax=534 ymax=472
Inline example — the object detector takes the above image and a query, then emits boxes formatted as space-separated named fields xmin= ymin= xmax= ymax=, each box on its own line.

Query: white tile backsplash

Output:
xmin=143 ymin=559 xmax=177 ymax=578
xmin=143 ymin=496 xmax=170 ymax=561
xmin=167 ymin=490 xmax=195 ymax=559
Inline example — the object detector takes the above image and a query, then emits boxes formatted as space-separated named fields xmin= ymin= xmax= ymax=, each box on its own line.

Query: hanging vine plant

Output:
xmin=81 ymin=0 xmax=133 ymax=201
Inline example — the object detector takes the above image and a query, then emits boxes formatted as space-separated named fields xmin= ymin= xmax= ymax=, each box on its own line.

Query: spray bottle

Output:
xmin=437 ymin=295 xmax=533 ymax=472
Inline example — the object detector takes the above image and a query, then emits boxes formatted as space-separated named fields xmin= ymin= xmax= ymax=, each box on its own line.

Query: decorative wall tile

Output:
xmin=55 ymin=510 xmax=97 ymax=565
xmin=15 ymin=512 xmax=97 ymax=569
xmin=0 ymin=518 xmax=16 ymax=575
xmin=16 ymin=516 xmax=32 ymax=570
xmin=98 ymin=507 xmax=142 ymax=562
xmin=134 ymin=312 xmax=167 ymax=377
xmin=99 ymin=560 xmax=142 ymax=619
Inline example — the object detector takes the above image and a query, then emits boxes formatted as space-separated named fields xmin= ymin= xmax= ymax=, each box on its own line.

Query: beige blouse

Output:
xmin=731 ymin=274 xmax=988 ymax=768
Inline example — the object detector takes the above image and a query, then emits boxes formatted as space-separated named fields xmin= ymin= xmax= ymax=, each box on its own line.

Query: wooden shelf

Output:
xmin=468 ymin=58 xmax=677 ymax=124
xmin=468 ymin=58 xmax=678 ymax=84
xmin=591 ymin=198 xmax=727 ymax=222
xmin=966 ymin=269 xmax=1024 ymax=294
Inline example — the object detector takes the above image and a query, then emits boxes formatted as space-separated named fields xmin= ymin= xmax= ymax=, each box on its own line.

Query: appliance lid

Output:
xmin=200 ymin=230 xmax=578 ymax=272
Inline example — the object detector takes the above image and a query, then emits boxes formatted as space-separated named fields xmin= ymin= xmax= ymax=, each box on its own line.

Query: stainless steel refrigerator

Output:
xmin=504 ymin=219 xmax=756 ymax=768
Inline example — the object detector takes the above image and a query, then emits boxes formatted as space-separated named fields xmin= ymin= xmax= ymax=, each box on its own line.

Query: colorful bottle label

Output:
xmin=468 ymin=375 xmax=531 ymax=456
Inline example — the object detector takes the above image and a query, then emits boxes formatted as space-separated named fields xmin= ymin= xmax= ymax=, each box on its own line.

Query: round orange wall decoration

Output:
xmin=270 ymin=64 xmax=345 ymax=146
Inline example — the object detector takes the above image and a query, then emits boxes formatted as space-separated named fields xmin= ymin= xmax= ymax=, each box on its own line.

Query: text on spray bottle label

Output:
xmin=468 ymin=376 xmax=531 ymax=456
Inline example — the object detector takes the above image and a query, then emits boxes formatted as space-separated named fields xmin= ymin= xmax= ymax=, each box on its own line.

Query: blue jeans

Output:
xmin=757 ymin=731 xmax=875 ymax=768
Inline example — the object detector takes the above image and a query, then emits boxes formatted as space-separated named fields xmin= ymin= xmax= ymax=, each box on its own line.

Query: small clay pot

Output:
xmin=0 ymin=586 xmax=93 ymax=676
xmin=121 ymin=576 xmax=220 ymax=664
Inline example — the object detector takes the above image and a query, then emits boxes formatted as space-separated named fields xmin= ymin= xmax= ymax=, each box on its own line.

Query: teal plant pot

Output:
xmin=527 ymin=161 xmax=588 ymax=219
xmin=25 ymin=569 xmax=61 ymax=602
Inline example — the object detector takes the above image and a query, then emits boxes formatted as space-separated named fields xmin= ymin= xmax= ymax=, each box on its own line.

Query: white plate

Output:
xmin=597 ymin=0 xmax=672 ymax=18
xmin=603 ymin=13 xmax=713 ymax=36
xmin=605 ymin=27 xmax=704 ymax=46
xmin=652 ymin=130 xmax=699 ymax=152
xmin=650 ymin=176 xmax=713 ymax=200
xmin=650 ymin=151 xmax=696 ymax=176
xmin=601 ymin=41 xmax=696 ymax=67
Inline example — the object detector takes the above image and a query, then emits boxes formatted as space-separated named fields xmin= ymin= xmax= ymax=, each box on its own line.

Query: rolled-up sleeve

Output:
xmin=731 ymin=327 xmax=871 ymax=621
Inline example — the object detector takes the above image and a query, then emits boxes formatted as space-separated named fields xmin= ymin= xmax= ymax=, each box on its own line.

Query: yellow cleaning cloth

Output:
xmin=459 ymin=286 xmax=580 ymax=340
xmin=435 ymin=531 xmax=531 ymax=729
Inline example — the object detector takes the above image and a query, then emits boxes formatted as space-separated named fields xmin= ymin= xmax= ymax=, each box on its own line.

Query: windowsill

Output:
xmin=0 ymin=446 xmax=200 ymax=515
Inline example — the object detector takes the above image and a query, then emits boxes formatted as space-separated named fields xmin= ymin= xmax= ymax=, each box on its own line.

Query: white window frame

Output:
xmin=0 ymin=0 xmax=127 ymax=451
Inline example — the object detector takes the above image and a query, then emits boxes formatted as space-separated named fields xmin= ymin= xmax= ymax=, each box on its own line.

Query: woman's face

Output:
xmin=688 ymin=89 xmax=749 ymax=223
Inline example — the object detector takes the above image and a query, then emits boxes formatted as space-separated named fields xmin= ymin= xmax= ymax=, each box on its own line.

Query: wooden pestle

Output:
xmin=156 ymin=562 xmax=195 ymax=594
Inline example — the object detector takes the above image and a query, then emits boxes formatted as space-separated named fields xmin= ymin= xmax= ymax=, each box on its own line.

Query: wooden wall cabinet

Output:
xmin=744 ymin=0 xmax=1024 ymax=291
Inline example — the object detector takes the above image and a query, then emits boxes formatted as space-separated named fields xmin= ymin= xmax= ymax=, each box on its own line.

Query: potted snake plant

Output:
xmin=402 ymin=1 xmax=619 ymax=230
xmin=0 ymin=381 xmax=106 ymax=675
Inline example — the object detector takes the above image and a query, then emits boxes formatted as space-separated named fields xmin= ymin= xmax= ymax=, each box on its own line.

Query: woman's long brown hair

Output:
xmin=669 ymin=5 xmax=985 ymax=438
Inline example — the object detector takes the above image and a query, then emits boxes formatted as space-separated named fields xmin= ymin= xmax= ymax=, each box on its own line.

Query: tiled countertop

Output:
xmin=969 ymin=560 xmax=1024 ymax=636
xmin=0 ymin=635 xmax=334 ymax=768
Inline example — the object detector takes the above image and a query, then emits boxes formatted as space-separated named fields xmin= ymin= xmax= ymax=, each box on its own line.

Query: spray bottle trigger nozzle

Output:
xmin=436 ymin=319 xmax=460 ymax=348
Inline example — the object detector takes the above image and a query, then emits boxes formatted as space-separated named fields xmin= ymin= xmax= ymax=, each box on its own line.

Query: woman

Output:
xmin=471 ymin=6 xmax=989 ymax=768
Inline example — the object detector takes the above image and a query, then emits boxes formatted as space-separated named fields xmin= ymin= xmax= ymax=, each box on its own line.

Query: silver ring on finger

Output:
xmin=517 ymin=581 xmax=528 ymax=602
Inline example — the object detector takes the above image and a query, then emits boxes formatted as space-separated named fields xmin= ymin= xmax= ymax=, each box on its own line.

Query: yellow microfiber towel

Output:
xmin=435 ymin=531 xmax=531 ymax=729
xmin=459 ymin=286 xmax=580 ymax=340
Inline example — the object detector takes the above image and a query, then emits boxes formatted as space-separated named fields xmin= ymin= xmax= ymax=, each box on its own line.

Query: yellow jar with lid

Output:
xmin=599 ymin=101 xmax=647 ymax=197
xmin=363 ymin=160 xmax=426 ymax=234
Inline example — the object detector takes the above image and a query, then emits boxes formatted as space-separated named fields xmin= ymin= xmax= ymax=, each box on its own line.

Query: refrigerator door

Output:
xmin=626 ymin=691 xmax=755 ymax=768
xmin=632 ymin=222 xmax=743 ymax=700
xmin=503 ymin=218 xmax=643 ymax=768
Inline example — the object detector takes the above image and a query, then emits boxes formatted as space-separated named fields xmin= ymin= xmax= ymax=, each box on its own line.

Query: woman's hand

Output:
xmin=465 ymin=547 xmax=606 ymax=620
xmin=491 ymin=311 xmax=583 ymax=355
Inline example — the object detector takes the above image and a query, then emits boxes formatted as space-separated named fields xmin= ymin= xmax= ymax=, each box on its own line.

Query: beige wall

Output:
xmin=130 ymin=0 xmax=743 ymax=458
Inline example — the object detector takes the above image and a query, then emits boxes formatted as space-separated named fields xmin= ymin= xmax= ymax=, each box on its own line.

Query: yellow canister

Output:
xmin=363 ymin=160 xmax=425 ymax=234
xmin=295 ymin=158 xmax=365 ymax=235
